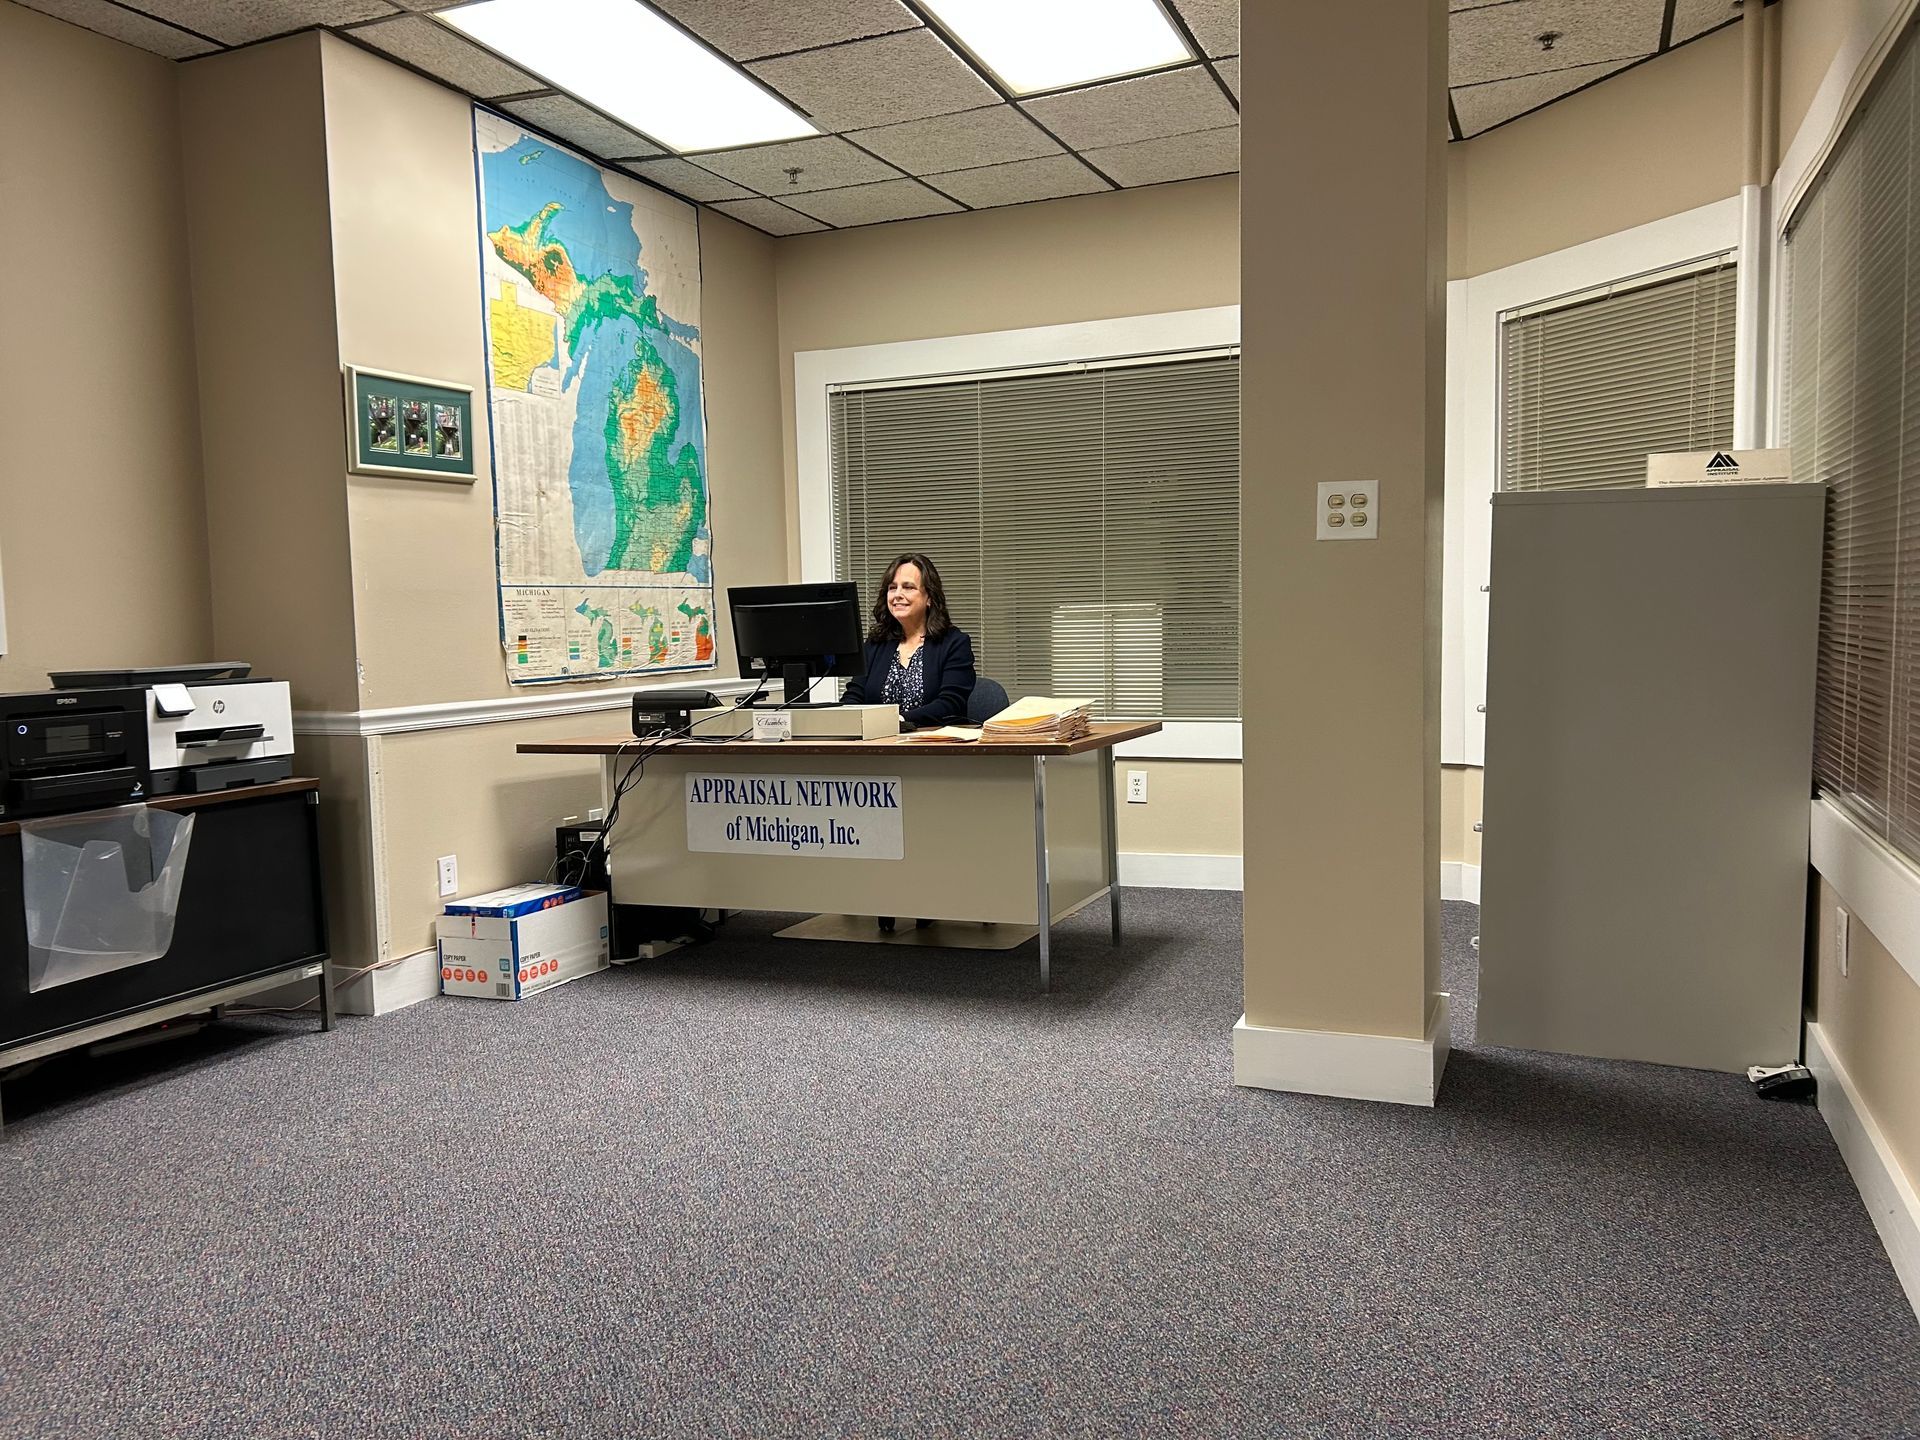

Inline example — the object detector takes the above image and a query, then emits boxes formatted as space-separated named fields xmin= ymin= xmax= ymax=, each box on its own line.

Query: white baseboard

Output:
xmin=1233 ymin=993 xmax=1451 ymax=1107
xmin=336 ymin=948 xmax=441 ymax=1016
xmin=1805 ymin=1021 xmax=1920 ymax=1323
xmin=1118 ymin=851 xmax=1243 ymax=890
xmin=1442 ymin=861 xmax=1481 ymax=904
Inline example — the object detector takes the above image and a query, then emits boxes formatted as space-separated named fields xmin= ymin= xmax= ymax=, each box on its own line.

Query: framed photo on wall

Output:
xmin=344 ymin=365 xmax=477 ymax=482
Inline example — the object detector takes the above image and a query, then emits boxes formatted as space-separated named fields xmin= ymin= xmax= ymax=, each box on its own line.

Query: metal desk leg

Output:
xmin=1103 ymin=746 xmax=1122 ymax=946
xmin=317 ymin=958 xmax=336 ymax=1032
xmin=1033 ymin=756 xmax=1051 ymax=993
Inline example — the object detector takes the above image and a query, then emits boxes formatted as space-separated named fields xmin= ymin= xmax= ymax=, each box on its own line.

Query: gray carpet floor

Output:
xmin=2 ymin=892 xmax=1917 ymax=1439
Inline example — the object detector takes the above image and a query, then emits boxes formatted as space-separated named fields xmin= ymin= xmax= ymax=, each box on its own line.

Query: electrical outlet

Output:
xmin=1126 ymin=770 xmax=1148 ymax=804
xmin=1318 ymin=480 xmax=1379 ymax=540
xmin=588 ymin=807 xmax=604 ymax=822
xmin=437 ymin=854 xmax=458 ymax=898
xmin=1836 ymin=905 xmax=1851 ymax=978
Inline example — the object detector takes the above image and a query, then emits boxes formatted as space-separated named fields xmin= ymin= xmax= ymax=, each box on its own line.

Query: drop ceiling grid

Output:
xmin=15 ymin=0 xmax=1773 ymax=232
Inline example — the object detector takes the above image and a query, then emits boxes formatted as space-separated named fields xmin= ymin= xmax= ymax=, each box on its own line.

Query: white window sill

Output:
xmin=1113 ymin=721 xmax=1241 ymax=761
xmin=1810 ymin=794 xmax=1920 ymax=993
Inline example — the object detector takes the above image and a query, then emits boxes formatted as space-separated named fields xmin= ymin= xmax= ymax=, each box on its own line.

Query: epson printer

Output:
xmin=49 ymin=662 xmax=294 ymax=796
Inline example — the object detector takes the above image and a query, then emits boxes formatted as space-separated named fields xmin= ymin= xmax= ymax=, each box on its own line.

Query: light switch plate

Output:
xmin=1318 ymin=480 xmax=1379 ymax=540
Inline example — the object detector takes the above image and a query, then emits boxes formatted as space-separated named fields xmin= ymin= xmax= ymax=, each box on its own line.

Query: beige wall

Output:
xmin=378 ymin=718 xmax=604 ymax=958
xmin=1114 ymin=759 xmax=1242 ymax=857
xmin=1780 ymin=0 xmax=1871 ymax=156
xmin=1812 ymin=877 xmax=1920 ymax=1191
xmin=0 ymin=5 xmax=213 ymax=692
xmin=305 ymin=37 xmax=788 ymax=964
xmin=1441 ymin=764 xmax=1482 ymax=868
xmin=319 ymin=35 xmax=787 ymax=710
xmin=179 ymin=35 xmax=361 ymax=713
xmin=1448 ymin=23 xmax=1747 ymax=281
xmin=1241 ymin=0 xmax=1448 ymax=1040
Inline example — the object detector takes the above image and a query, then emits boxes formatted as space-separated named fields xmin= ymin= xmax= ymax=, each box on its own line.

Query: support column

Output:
xmin=1235 ymin=0 xmax=1450 ymax=1105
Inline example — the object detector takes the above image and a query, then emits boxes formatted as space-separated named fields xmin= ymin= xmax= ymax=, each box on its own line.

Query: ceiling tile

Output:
xmin=1671 ymin=0 xmax=1748 ymax=45
xmin=690 ymin=136 xmax=900 ymax=194
xmin=1168 ymin=0 xmax=1237 ymax=58
xmin=748 ymin=28 xmax=998 ymax=131
xmin=503 ymin=95 xmax=664 ymax=159
xmin=1215 ymin=57 xmax=1239 ymax=100
xmin=1082 ymin=126 xmax=1238 ymax=186
xmin=924 ymin=154 xmax=1109 ymax=208
xmin=1452 ymin=55 xmax=1636 ymax=136
xmin=349 ymin=15 xmax=541 ymax=97
xmin=620 ymin=157 xmax=754 ymax=203
xmin=781 ymin=178 xmax=965 ymax=227
xmin=10 ymin=0 xmax=216 ymax=57
xmin=1449 ymin=0 xmax=1662 ymax=88
xmin=126 ymin=0 xmax=399 ymax=45
xmin=709 ymin=197 xmax=832 ymax=235
xmin=1020 ymin=67 xmax=1236 ymax=151
xmin=647 ymin=0 xmax=920 ymax=62
xmin=849 ymin=105 xmax=1061 ymax=174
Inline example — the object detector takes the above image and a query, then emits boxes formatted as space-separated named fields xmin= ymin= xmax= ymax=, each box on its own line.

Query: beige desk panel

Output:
xmin=608 ymin=750 xmax=1100 ymax=925
xmin=1041 ymin=751 xmax=1108 ymax=921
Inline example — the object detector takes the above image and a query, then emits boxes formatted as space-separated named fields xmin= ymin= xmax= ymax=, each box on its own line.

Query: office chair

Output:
xmin=965 ymin=676 xmax=1010 ymax=725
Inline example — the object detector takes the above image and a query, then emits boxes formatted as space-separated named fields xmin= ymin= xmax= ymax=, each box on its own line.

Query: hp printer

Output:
xmin=49 ymin=662 xmax=294 ymax=795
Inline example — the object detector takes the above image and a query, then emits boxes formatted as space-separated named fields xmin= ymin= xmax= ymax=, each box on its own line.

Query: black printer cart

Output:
xmin=0 ymin=778 xmax=332 ymax=1124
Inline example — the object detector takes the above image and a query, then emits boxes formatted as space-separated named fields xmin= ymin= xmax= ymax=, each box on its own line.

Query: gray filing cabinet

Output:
xmin=1476 ymin=483 xmax=1824 ymax=1073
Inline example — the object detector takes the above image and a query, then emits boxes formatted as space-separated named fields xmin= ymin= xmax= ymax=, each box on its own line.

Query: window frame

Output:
xmin=1445 ymin=198 xmax=1746 ymax=767
xmin=793 ymin=307 xmax=1243 ymax=760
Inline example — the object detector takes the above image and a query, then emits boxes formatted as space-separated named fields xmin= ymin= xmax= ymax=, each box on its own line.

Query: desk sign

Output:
xmin=686 ymin=773 xmax=903 ymax=859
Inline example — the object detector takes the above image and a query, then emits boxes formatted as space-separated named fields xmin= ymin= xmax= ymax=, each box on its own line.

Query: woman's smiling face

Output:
xmin=887 ymin=562 xmax=928 ymax=632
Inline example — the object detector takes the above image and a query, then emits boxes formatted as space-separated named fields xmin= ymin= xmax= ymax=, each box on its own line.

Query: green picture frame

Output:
xmin=344 ymin=365 xmax=477 ymax=482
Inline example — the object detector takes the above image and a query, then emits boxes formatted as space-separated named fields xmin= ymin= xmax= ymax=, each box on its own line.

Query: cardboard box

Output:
xmin=438 ymin=890 xmax=609 ymax=1000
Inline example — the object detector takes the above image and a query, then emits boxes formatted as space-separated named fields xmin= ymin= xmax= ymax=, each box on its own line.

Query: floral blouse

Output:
xmin=882 ymin=642 xmax=926 ymax=718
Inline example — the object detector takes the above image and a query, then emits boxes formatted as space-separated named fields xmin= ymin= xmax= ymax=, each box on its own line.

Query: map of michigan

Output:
xmin=476 ymin=111 xmax=714 ymax=683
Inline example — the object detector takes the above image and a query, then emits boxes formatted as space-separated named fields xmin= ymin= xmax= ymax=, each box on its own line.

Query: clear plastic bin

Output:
xmin=21 ymin=806 xmax=195 ymax=993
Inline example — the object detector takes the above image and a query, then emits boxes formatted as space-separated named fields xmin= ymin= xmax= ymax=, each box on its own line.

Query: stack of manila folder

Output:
xmin=902 ymin=697 xmax=1096 ymax=743
xmin=982 ymin=696 xmax=1094 ymax=742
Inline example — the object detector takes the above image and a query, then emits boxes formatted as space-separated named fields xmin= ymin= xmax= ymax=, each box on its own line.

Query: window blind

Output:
xmin=1500 ymin=260 xmax=1738 ymax=492
xmin=830 ymin=354 xmax=1240 ymax=720
xmin=1788 ymin=17 xmax=1920 ymax=857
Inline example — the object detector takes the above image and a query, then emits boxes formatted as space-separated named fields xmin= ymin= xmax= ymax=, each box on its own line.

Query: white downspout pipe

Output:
xmin=1733 ymin=0 xmax=1772 ymax=449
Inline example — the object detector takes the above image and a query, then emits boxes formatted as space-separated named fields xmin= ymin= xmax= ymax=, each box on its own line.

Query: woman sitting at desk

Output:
xmin=842 ymin=552 xmax=976 ymax=730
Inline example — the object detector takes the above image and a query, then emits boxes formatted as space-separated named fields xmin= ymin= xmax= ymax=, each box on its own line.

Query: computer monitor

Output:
xmin=729 ymin=583 xmax=866 ymax=705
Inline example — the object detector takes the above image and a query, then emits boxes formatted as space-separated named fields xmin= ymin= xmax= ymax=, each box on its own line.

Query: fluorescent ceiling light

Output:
xmin=920 ymin=0 xmax=1193 ymax=96
xmin=441 ymin=0 xmax=818 ymax=152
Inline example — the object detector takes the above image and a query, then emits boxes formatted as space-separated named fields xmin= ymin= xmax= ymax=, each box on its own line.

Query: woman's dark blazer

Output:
xmin=842 ymin=628 xmax=977 ymax=727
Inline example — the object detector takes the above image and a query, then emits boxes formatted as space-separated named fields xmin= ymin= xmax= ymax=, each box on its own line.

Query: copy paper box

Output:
xmin=437 ymin=891 xmax=609 ymax=1000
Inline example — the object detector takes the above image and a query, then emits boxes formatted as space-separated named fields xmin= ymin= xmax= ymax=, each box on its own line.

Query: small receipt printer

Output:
xmin=632 ymin=689 xmax=717 ymax=738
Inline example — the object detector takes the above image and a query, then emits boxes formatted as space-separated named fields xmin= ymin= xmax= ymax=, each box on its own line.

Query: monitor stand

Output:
xmin=754 ymin=663 xmax=840 ymax=708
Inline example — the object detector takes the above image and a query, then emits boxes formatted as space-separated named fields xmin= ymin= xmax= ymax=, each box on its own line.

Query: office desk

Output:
xmin=0 ymin=779 xmax=333 ymax=1122
xmin=519 ymin=723 xmax=1159 ymax=990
